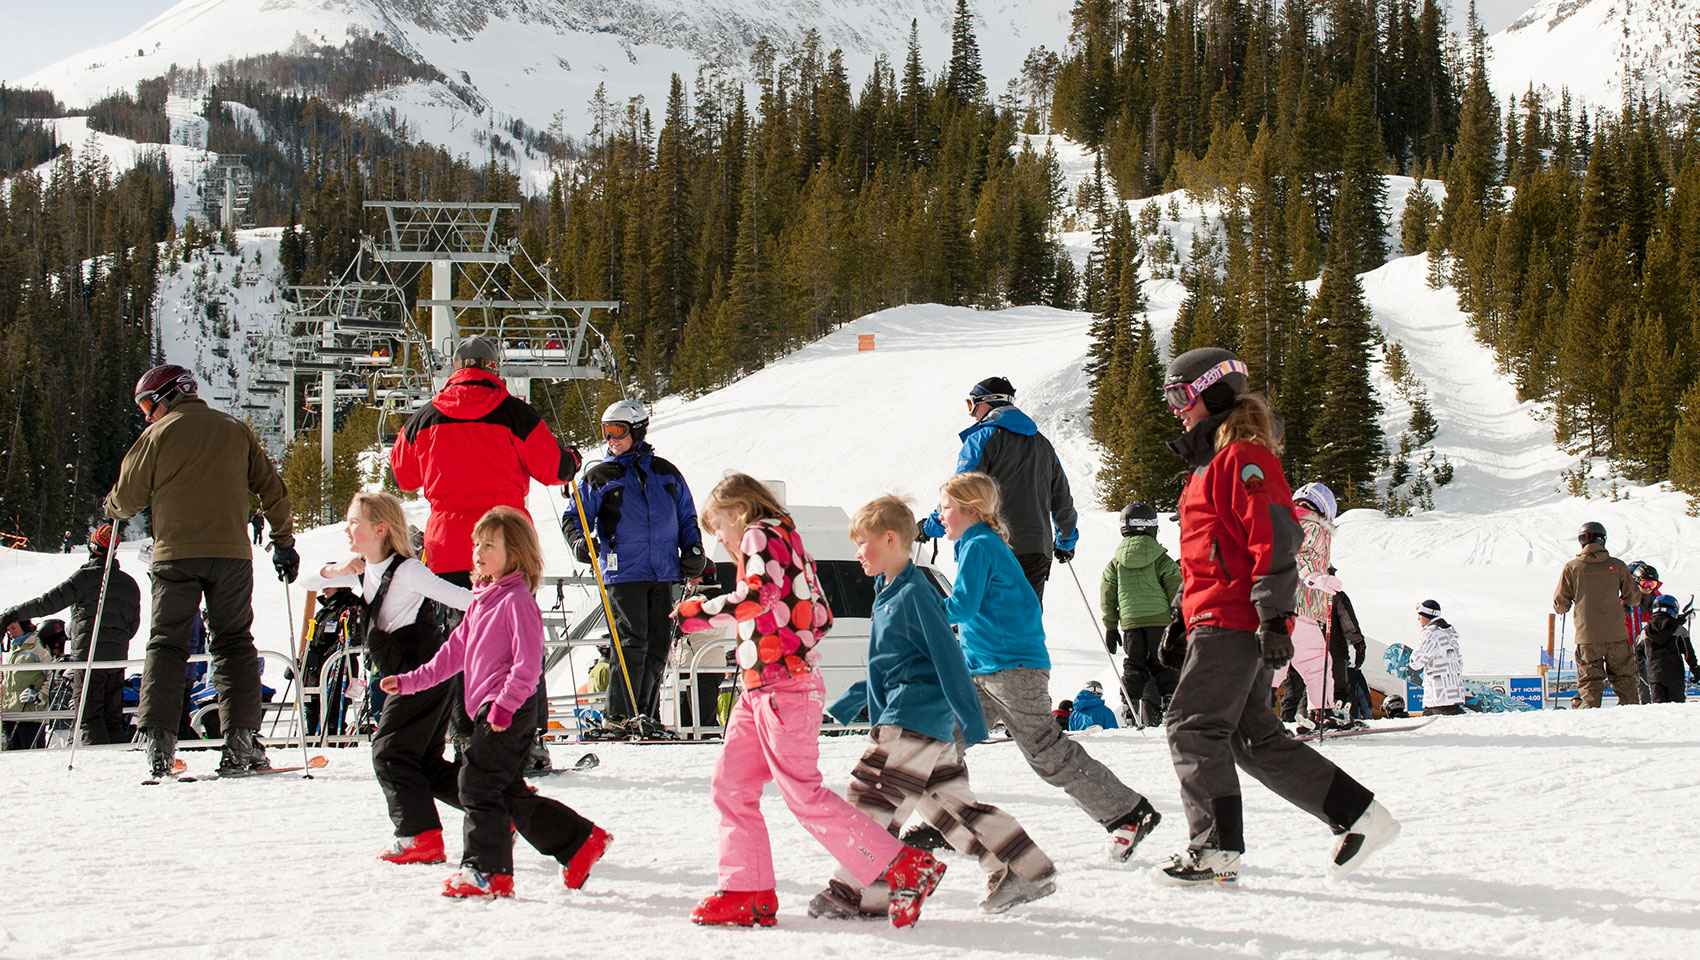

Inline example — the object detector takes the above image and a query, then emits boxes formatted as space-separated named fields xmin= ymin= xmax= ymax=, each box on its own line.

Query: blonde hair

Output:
xmin=349 ymin=492 xmax=414 ymax=561
xmin=472 ymin=506 xmax=543 ymax=591
xmin=1215 ymin=393 xmax=1283 ymax=454
xmin=700 ymin=472 xmax=791 ymax=532
xmin=939 ymin=472 xmax=1007 ymax=541
xmin=849 ymin=495 xmax=918 ymax=543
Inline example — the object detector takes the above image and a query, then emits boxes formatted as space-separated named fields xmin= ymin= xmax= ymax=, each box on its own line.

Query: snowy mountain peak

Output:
xmin=1489 ymin=0 xmax=1698 ymax=108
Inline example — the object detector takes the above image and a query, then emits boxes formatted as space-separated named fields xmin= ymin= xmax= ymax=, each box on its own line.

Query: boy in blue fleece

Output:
xmin=815 ymin=495 xmax=1055 ymax=917
xmin=938 ymin=472 xmax=1162 ymax=863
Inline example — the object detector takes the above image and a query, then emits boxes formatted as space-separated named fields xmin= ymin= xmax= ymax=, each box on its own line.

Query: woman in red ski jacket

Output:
xmin=1155 ymin=347 xmax=1398 ymax=887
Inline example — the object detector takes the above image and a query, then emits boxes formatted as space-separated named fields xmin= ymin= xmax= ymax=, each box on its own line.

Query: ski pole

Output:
xmin=1064 ymin=562 xmax=1144 ymax=730
xmin=284 ymin=580 xmax=312 ymax=776
xmin=1554 ymin=613 xmax=1567 ymax=709
xmin=67 ymin=525 xmax=121 ymax=771
xmin=569 ymin=480 xmax=641 ymax=724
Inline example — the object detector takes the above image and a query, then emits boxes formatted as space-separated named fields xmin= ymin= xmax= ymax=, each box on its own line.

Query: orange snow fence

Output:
xmin=858 ymin=334 xmax=876 ymax=352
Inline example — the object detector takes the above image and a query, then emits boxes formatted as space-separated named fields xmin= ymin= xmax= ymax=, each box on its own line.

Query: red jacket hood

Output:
xmin=434 ymin=368 xmax=509 ymax=420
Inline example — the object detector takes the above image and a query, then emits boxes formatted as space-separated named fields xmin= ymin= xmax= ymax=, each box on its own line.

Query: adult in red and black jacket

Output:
xmin=390 ymin=342 xmax=581 ymax=579
xmin=390 ymin=338 xmax=581 ymax=760
xmin=1155 ymin=347 xmax=1397 ymax=886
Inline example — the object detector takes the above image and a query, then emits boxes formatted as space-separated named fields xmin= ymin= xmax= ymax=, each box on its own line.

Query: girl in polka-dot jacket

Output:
xmin=676 ymin=473 xmax=938 ymax=928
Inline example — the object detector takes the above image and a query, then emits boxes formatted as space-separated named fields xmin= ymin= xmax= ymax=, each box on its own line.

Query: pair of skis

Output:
xmin=1291 ymin=718 xmax=1435 ymax=743
xmin=143 ymin=753 xmax=329 ymax=785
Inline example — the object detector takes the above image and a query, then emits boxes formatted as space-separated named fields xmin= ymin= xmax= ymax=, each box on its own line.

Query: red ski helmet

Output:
xmin=134 ymin=364 xmax=197 ymax=413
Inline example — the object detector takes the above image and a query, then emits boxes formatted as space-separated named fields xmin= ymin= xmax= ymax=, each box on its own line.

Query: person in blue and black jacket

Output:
xmin=562 ymin=400 xmax=706 ymax=727
xmin=920 ymin=376 xmax=1078 ymax=606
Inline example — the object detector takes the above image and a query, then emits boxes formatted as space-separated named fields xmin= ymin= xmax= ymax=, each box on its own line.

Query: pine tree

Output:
xmin=946 ymin=0 xmax=988 ymax=107
xmin=1306 ymin=250 xmax=1384 ymax=506
xmin=1670 ymin=380 xmax=1700 ymax=514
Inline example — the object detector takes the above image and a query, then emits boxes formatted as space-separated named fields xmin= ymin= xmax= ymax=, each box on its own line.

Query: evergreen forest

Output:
xmin=3 ymin=0 xmax=1700 ymax=548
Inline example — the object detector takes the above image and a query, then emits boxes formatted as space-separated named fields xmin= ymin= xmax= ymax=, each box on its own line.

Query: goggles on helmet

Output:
xmin=1641 ymin=578 xmax=1662 ymax=595
xmin=1164 ymin=359 xmax=1247 ymax=413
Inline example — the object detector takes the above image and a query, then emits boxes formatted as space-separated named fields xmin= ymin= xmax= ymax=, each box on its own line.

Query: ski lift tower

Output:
xmin=364 ymin=201 xmax=619 ymax=402
xmin=201 ymin=155 xmax=253 ymax=232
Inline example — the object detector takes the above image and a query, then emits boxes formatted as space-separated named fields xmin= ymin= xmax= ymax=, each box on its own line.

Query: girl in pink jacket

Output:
xmin=676 ymin=473 xmax=941 ymax=929
xmin=382 ymin=507 xmax=610 ymax=899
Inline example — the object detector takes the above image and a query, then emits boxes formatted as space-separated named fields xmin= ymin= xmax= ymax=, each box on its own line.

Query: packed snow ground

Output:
xmin=4 ymin=707 xmax=1698 ymax=959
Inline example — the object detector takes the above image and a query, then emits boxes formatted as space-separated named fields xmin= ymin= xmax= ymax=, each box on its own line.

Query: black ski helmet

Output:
xmin=1577 ymin=521 xmax=1607 ymax=545
xmin=1120 ymin=502 xmax=1159 ymax=537
xmin=967 ymin=376 xmax=1016 ymax=407
xmin=134 ymin=363 xmax=197 ymax=410
xmin=1163 ymin=347 xmax=1248 ymax=415
xmin=36 ymin=618 xmax=68 ymax=654
xmin=1382 ymin=694 xmax=1407 ymax=719
xmin=1629 ymin=560 xmax=1659 ymax=583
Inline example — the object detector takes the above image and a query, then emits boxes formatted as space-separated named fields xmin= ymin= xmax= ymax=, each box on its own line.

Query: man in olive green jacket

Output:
xmin=1101 ymin=503 xmax=1183 ymax=727
xmin=1553 ymin=521 xmax=1641 ymax=708
xmin=105 ymin=364 xmax=297 ymax=778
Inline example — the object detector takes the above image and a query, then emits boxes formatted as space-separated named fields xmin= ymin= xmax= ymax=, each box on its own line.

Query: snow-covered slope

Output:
xmin=6 ymin=705 xmax=1699 ymax=959
xmin=1488 ymin=0 xmax=1698 ymax=108
xmin=14 ymin=0 xmax=1071 ymax=181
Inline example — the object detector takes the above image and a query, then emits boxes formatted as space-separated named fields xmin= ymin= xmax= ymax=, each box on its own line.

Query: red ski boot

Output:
xmin=441 ymin=867 xmax=514 ymax=899
xmin=883 ymin=845 xmax=947 ymax=929
xmin=564 ymin=826 xmax=612 ymax=889
xmin=689 ymin=889 xmax=779 ymax=927
xmin=378 ymin=829 xmax=446 ymax=865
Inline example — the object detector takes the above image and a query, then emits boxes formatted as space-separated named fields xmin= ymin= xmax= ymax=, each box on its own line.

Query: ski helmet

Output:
xmin=1120 ymin=502 xmax=1159 ymax=537
xmin=1652 ymin=595 xmax=1680 ymax=618
xmin=454 ymin=337 xmax=499 ymax=371
xmin=1163 ymin=347 xmax=1248 ymax=415
xmin=1293 ymin=482 xmax=1338 ymax=522
xmin=966 ymin=376 xmax=1016 ymax=411
xmin=1382 ymin=695 xmax=1407 ymax=719
xmin=1577 ymin=521 xmax=1607 ymax=545
xmin=1629 ymin=560 xmax=1659 ymax=583
xmin=601 ymin=399 xmax=649 ymax=445
xmin=134 ymin=364 xmax=197 ymax=413
xmin=36 ymin=618 xmax=67 ymax=654
xmin=1083 ymin=680 xmax=1104 ymax=695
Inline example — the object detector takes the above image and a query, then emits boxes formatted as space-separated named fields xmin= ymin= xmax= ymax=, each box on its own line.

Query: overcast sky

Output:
xmin=4 ymin=0 xmax=1541 ymax=93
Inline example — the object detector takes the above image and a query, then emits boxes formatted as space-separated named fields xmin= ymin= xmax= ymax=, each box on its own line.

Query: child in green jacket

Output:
xmin=1100 ymin=503 xmax=1183 ymax=728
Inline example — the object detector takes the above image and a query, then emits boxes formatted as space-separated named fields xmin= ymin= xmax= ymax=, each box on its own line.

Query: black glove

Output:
xmin=1691 ymin=664 xmax=1700 ymax=685
xmin=915 ymin=526 xmax=931 ymax=545
xmin=1104 ymin=625 xmax=1119 ymax=653
xmin=1158 ymin=616 xmax=1188 ymax=670
xmin=679 ymin=544 xmax=707 ymax=580
xmin=571 ymin=538 xmax=592 ymax=565
xmin=1054 ymin=547 xmax=1075 ymax=564
xmin=1353 ymin=644 xmax=1365 ymax=669
xmin=272 ymin=543 xmax=300 ymax=583
xmin=561 ymin=447 xmax=583 ymax=480
xmin=1257 ymin=618 xmax=1293 ymax=670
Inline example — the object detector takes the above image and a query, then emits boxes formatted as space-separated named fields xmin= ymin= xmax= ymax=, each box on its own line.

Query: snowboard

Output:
xmin=1292 ymin=718 xmax=1435 ymax=743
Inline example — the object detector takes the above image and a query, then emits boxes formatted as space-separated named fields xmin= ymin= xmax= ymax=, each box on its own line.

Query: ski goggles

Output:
xmin=602 ymin=423 xmax=633 ymax=440
xmin=1163 ymin=359 xmax=1247 ymax=413
xmin=1640 ymin=578 xmax=1662 ymax=595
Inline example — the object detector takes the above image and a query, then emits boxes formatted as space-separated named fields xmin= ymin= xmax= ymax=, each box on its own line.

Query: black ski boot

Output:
xmin=143 ymin=727 xmax=178 ymax=780
xmin=524 ymin=733 xmax=554 ymax=777
xmin=217 ymin=727 xmax=272 ymax=777
xmin=900 ymin=822 xmax=951 ymax=853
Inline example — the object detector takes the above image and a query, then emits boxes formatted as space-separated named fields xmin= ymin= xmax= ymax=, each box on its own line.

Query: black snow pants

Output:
xmin=604 ymin=581 xmax=675 ymax=720
xmin=459 ymin=693 xmax=595 ymax=876
xmin=1118 ymin=625 xmax=1178 ymax=725
xmin=1166 ymin=624 xmax=1375 ymax=853
xmin=139 ymin=558 xmax=262 ymax=735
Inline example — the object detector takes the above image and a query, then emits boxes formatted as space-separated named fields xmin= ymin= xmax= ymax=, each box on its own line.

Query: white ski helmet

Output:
xmin=601 ymin=399 xmax=649 ymax=445
xmin=1293 ymin=482 xmax=1337 ymax=521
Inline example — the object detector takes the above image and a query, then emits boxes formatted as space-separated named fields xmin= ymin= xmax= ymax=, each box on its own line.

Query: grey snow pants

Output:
xmin=969 ymin=666 xmax=1146 ymax=829
xmin=1165 ymin=624 xmax=1374 ymax=853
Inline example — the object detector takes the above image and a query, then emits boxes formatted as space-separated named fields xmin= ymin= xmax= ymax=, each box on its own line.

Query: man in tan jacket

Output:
xmin=105 ymin=364 xmax=297 ymax=779
xmin=1553 ymin=521 xmax=1641 ymax=708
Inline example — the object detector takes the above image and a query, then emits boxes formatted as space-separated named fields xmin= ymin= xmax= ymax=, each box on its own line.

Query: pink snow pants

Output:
xmin=709 ymin=672 xmax=903 ymax=891
xmin=1272 ymin=616 xmax=1334 ymax=710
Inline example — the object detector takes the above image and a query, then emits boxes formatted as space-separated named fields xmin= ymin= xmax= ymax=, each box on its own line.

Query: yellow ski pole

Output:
xmin=568 ymin=481 xmax=642 ymax=724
